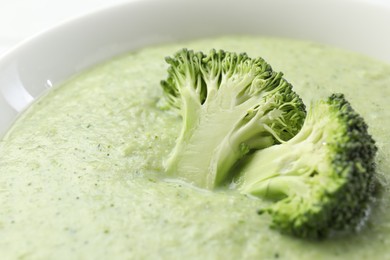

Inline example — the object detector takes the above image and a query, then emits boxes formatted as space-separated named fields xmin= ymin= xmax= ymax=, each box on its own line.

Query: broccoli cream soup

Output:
xmin=1 ymin=36 xmax=389 ymax=259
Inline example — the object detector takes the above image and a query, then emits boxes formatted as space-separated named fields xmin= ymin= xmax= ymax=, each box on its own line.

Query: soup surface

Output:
xmin=1 ymin=36 xmax=390 ymax=259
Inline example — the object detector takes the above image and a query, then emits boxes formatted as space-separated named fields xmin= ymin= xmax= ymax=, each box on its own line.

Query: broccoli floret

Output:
xmin=161 ymin=49 xmax=306 ymax=189
xmin=238 ymin=93 xmax=378 ymax=238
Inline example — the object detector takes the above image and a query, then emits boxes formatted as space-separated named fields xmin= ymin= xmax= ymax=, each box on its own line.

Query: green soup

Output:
xmin=1 ymin=36 xmax=390 ymax=259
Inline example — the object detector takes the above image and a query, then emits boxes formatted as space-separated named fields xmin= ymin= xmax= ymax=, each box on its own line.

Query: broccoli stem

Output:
xmin=165 ymin=91 xmax=275 ymax=188
xmin=239 ymin=116 xmax=331 ymax=198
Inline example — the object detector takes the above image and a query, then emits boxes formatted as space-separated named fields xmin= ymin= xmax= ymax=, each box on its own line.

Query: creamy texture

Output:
xmin=1 ymin=36 xmax=390 ymax=259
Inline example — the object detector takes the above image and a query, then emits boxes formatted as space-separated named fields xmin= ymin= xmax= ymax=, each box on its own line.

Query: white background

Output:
xmin=0 ymin=0 xmax=130 ymax=54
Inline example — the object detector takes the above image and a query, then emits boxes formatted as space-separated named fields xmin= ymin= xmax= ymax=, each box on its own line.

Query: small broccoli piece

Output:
xmin=238 ymin=93 xmax=378 ymax=238
xmin=161 ymin=49 xmax=306 ymax=189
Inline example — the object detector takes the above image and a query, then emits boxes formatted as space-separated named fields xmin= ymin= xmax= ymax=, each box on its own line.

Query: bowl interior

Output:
xmin=1 ymin=0 xmax=390 ymax=135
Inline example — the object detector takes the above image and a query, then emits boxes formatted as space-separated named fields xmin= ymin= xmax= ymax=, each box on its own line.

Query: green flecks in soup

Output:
xmin=1 ymin=36 xmax=390 ymax=259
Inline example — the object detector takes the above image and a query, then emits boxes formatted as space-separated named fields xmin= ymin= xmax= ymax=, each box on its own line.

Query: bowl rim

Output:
xmin=2 ymin=0 xmax=390 ymax=64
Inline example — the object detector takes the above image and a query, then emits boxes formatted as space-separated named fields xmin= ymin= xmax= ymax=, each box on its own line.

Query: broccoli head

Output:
xmin=238 ymin=93 xmax=378 ymax=238
xmin=161 ymin=49 xmax=306 ymax=189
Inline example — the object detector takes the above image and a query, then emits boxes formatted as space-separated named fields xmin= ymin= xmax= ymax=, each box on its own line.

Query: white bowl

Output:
xmin=1 ymin=0 xmax=390 ymax=136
